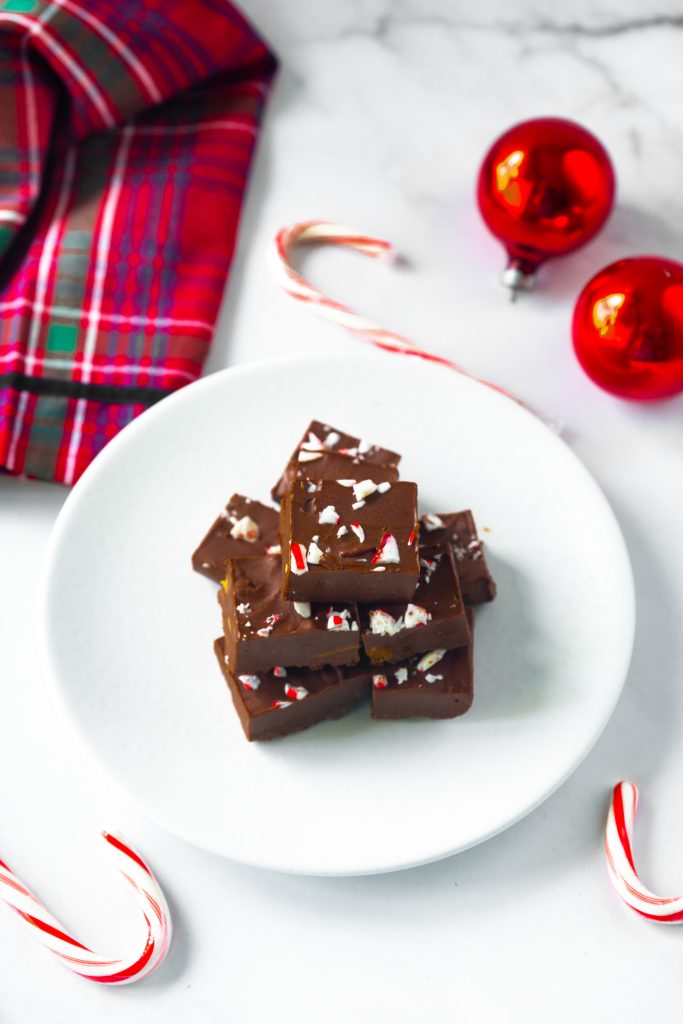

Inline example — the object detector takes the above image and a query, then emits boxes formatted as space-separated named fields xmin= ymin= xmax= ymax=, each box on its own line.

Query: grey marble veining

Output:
xmin=2 ymin=5 xmax=683 ymax=1023
xmin=210 ymin=0 xmax=683 ymax=390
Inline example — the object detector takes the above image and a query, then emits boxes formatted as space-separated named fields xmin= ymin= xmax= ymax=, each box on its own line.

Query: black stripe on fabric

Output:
xmin=0 ymin=372 xmax=169 ymax=407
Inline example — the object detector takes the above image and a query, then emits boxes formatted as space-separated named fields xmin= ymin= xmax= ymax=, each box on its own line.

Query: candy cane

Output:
xmin=605 ymin=781 xmax=683 ymax=923
xmin=0 ymin=831 xmax=172 ymax=983
xmin=271 ymin=220 xmax=522 ymax=405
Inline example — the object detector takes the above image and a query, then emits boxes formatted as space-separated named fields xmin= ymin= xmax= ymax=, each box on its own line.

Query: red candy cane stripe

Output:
xmin=290 ymin=542 xmax=308 ymax=574
xmin=371 ymin=531 xmax=398 ymax=565
xmin=0 ymin=832 xmax=172 ymax=983
xmin=271 ymin=220 xmax=523 ymax=405
xmin=605 ymin=781 xmax=683 ymax=923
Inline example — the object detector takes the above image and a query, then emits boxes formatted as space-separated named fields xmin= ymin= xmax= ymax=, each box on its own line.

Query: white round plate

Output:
xmin=43 ymin=353 xmax=635 ymax=876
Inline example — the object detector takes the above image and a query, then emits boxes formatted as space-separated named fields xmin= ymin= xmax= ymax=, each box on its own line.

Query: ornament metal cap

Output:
xmin=501 ymin=259 xmax=536 ymax=298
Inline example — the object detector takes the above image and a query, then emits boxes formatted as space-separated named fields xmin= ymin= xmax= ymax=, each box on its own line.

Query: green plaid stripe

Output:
xmin=1 ymin=0 xmax=40 ymax=12
xmin=22 ymin=395 xmax=68 ymax=479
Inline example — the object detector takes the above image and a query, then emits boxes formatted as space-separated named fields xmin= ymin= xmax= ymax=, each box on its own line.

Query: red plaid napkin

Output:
xmin=0 ymin=0 xmax=275 ymax=483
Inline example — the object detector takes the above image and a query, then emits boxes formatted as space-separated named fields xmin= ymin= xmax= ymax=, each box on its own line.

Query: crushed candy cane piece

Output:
xmin=395 ymin=667 xmax=409 ymax=685
xmin=425 ymin=673 xmax=443 ymax=683
xmin=299 ymin=429 xmax=342 ymax=461
xmin=350 ymin=522 xmax=365 ymax=543
xmin=377 ymin=482 xmax=391 ymax=494
xmin=372 ymin=566 xmax=386 ymax=572
xmin=353 ymin=479 xmax=378 ymax=502
xmin=298 ymin=433 xmax=326 ymax=461
xmin=273 ymin=666 xmax=287 ymax=678
xmin=340 ymin=437 xmax=374 ymax=457
xmin=337 ymin=525 xmax=348 ymax=537
xmin=307 ymin=481 xmax=317 ymax=493
xmin=318 ymin=505 xmax=339 ymax=525
xmin=373 ymin=674 xmax=388 ymax=689
xmin=307 ymin=540 xmax=324 ymax=564
xmin=420 ymin=553 xmax=442 ymax=581
xmin=371 ymin=532 xmax=400 ymax=565
xmin=368 ymin=609 xmax=403 ymax=635
xmin=336 ymin=479 xmax=356 ymax=487
xmin=298 ymin=449 xmax=323 ymax=463
xmin=230 ymin=515 xmax=260 ymax=542
xmin=236 ymin=602 xmax=251 ymax=615
xmin=351 ymin=500 xmax=365 ymax=510
xmin=407 ymin=529 xmax=416 ymax=546
xmin=404 ymin=604 xmax=431 ymax=629
xmin=290 ymin=543 xmax=308 ymax=574
xmin=327 ymin=608 xmax=352 ymax=631
xmin=272 ymin=700 xmax=292 ymax=709
xmin=284 ymin=685 xmax=308 ymax=701
xmin=421 ymin=513 xmax=445 ymax=532
xmin=238 ymin=674 xmax=261 ymax=691
xmin=293 ymin=601 xmax=311 ymax=618
xmin=467 ymin=539 xmax=483 ymax=561
xmin=417 ymin=649 xmax=446 ymax=672
xmin=266 ymin=544 xmax=281 ymax=555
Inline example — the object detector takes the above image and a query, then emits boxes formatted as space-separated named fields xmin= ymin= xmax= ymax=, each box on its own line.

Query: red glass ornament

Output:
xmin=572 ymin=256 xmax=683 ymax=401
xmin=477 ymin=118 xmax=615 ymax=295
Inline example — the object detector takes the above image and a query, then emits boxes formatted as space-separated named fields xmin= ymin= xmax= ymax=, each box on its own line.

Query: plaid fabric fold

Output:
xmin=0 ymin=0 xmax=276 ymax=483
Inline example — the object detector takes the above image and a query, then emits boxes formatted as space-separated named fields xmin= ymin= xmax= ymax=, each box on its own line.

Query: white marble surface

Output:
xmin=2 ymin=1 xmax=683 ymax=1020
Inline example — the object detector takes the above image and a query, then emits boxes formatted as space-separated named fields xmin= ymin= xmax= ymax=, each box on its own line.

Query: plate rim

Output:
xmin=41 ymin=352 xmax=637 ymax=876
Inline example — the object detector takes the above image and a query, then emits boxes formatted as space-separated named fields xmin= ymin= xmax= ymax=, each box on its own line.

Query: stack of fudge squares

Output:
xmin=192 ymin=421 xmax=496 ymax=741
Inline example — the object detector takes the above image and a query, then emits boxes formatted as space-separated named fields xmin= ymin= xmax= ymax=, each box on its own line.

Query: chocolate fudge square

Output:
xmin=214 ymin=637 xmax=372 ymax=741
xmin=281 ymin=478 xmax=420 ymax=603
xmin=420 ymin=510 xmax=496 ymax=605
xmin=192 ymin=494 xmax=280 ymax=583
xmin=271 ymin=420 xmax=401 ymax=503
xmin=360 ymin=543 xmax=470 ymax=663
xmin=371 ymin=616 xmax=474 ymax=720
xmin=219 ymin=555 xmax=360 ymax=673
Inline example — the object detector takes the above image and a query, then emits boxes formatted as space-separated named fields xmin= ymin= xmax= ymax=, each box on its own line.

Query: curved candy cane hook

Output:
xmin=270 ymin=220 xmax=523 ymax=406
xmin=0 ymin=831 xmax=172 ymax=983
xmin=605 ymin=781 xmax=683 ymax=923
